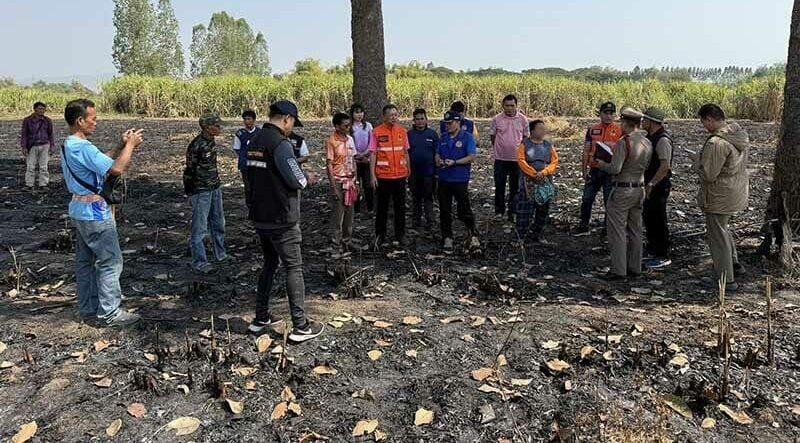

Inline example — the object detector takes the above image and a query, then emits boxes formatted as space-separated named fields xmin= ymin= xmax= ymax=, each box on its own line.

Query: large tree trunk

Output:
xmin=766 ymin=0 xmax=800 ymax=266
xmin=351 ymin=0 xmax=388 ymax=124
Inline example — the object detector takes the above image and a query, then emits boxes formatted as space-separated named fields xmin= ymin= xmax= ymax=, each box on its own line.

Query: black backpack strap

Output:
xmin=61 ymin=144 xmax=101 ymax=194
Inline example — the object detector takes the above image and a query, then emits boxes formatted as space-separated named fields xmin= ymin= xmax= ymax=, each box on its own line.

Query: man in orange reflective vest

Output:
xmin=575 ymin=101 xmax=623 ymax=236
xmin=369 ymin=104 xmax=411 ymax=249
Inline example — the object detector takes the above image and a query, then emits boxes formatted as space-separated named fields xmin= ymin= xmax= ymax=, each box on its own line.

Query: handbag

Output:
xmin=61 ymin=144 xmax=125 ymax=205
xmin=533 ymin=176 xmax=555 ymax=206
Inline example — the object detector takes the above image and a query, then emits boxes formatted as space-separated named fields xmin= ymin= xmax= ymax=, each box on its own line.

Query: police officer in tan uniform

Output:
xmin=597 ymin=107 xmax=653 ymax=280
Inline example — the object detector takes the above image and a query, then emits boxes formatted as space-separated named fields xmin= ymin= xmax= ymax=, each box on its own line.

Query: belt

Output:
xmin=612 ymin=182 xmax=645 ymax=188
xmin=72 ymin=194 xmax=104 ymax=202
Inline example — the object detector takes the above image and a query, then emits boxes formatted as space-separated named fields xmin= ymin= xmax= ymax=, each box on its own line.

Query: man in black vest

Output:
xmin=244 ymin=100 xmax=323 ymax=342
xmin=641 ymin=107 xmax=673 ymax=269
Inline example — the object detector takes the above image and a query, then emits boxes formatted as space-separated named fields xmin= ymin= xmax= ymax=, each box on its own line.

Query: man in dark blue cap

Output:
xmin=244 ymin=100 xmax=324 ymax=343
xmin=437 ymin=110 xmax=480 ymax=254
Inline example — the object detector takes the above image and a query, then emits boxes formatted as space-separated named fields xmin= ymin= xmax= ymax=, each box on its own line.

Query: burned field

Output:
xmin=0 ymin=117 xmax=798 ymax=442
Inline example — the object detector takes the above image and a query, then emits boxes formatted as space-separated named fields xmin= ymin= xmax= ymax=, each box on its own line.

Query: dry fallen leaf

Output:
xmin=718 ymin=404 xmax=753 ymax=425
xmin=402 ymin=316 xmax=423 ymax=325
xmin=477 ymin=384 xmax=503 ymax=394
xmin=11 ymin=421 xmax=37 ymax=443
xmin=328 ymin=320 xmax=344 ymax=329
xmin=70 ymin=350 xmax=88 ymax=363
xmin=541 ymin=340 xmax=560 ymax=350
xmin=176 ymin=384 xmax=190 ymax=394
xmin=496 ymin=354 xmax=508 ymax=367
xmin=510 ymin=378 xmax=532 ymax=386
xmin=226 ymin=398 xmax=244 ymax=414
xmin=352 ymin=419 xmax=379 ymax=436
xmin=143 ymin=353 xmax=157 ymax=362
xmin=578 ymin=326 xmax=595 ymax=333
xmin=0 ymin=361 xmax=14 ymax=369
xmin=405 ymin=349 xmax=418 ymax=359
xmin=580 ymin=345 xmax=596 ymax=359
xmin=94 ymin=339 xmax=111 ymax=353
xmin=701 ymin=417 xmax=716 ymax=428
xmin=287 ymin=402 xmax=302 ymax=416
xmin=352 ymin=388 xmax=376 ymax=400
xmin=127 ymin=403 xmax=146 ymax=418
xmin=362 ymin=316 xmax=380 ymax=322
xmin=374 ymin=429 xmax=387 ymax=441
xmin=94 ymin=377 xmax=113 ymax=388
xmin=471 ymin=367 xmax=495 ymax=382
xmin=298 ymin=430 xmax=330 ymax=442
xmin=461 ymin=334 xmax=476 ymax=343
xmin=564 ymin=380 xmax=573 ymax=391
xmin=470 ymin=316 xmax=486 ymax=327
xmin=545 ymin=359 xmax=571 ymax=373
xmin=166 ymin=416 xmax=200 ymax=436
xmin=281 ymin=386 xmax=296 ymax=402
xmin=255 ymin=334 xmax=272 ymax=353
xmin=414 ymin=407 xmax=434 ymax=426
xmin=668 ymin=343 xmax=681 ymax=353
xmin=374 ymin=338 xmax=393 ymax=347
xmin=669 ymin=354 xmax=690 ymax=367
xmin=602 ymin=351 xmax=615 ymax=361
xmin=271 ymin=402 xmax=288 ymax=420
xmin=440 ymin=316 xmax=465 ymax=324
xmin=662 ymin=394 xmax=693 ymax=419
xmin=373 ymin=320 xmax=393 ymax=328
xmin=312 ymin=364 xmax=338 ymax=376
xmin=232 ymin=367 xmax=257 ymax=377
xmin=0 ymin=341 xmax=7 ymax=355
xmin=198 ymin=329 xmax=212 ymax=339
xmin=791 ymin=405 xmax=800 ymax=416
xmin=271 ymin=345 xmax=284 ymax=354
xmin=243 ymin=381 xmax=256 ymax=391
xmin=106 ymin=418 xmax=122 ymax=438
xmin=367 ymin=350 xmax=383 ymax=361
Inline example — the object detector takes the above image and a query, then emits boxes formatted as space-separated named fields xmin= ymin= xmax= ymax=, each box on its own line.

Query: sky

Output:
xmin=0 ymin=0 xmax=793 ymax=87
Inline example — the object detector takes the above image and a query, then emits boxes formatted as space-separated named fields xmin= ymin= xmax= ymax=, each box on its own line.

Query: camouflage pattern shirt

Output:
xmin=183 ymin=133 xmax=220 ymax=194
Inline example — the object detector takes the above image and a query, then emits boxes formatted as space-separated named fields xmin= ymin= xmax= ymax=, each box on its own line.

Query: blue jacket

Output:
xmin=407 ymin=127 xmax=439 ymax=177
xmin=235 ymin=127 xmax=261 ymax=171
xmin=437 ymin=130 xmax=476 ymax=182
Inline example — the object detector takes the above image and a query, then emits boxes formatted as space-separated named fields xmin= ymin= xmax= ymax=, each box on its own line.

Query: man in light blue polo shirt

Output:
xmin=61 ymin=98 xmax=143 ymax=326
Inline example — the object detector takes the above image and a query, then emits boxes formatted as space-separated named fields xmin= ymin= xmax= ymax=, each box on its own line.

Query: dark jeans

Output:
xmin=355 ymin=162 xmax=374 ymax=213
xmin=438 ymin=181 xmax=477 ymax=239
xmin=494 ymin=160 xmax=520 ymax=215
xmin=516 ymin=198 xmax=550 ymax=241
xmin=410 ymin=174 xmax=434 ymax=226
xmin=375 ymin=178 xmax=406 ymax=239
xmin=580 ymin=168 xmax=612 ymax=226
xmin=643 ymin=182 xmax=671 ymax=258
xmin=240 ymin=170 xmax=250 ymax=207
xmin=256 ymin=224 xmax=306 ymax=328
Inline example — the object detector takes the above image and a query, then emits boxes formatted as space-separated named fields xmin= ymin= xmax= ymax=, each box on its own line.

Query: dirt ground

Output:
xmin=0 ymin=116 xmax=799 ymax=443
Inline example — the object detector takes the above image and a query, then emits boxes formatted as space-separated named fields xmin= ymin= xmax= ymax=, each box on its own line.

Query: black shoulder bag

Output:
xmin=61 ymin=144 xmax=125 ymax=205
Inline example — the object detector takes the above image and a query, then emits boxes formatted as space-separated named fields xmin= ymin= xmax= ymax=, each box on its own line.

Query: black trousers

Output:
xmin=438 ymin=181 xmax=476 ymax=239
xmin=642 ymin=182 xmax=671 ymax=258
xmin=354 ymin=162 xmax=374 ymax=213
xmin=256 ymin=224 xmax=306 ymax=328
xmin=410 ymin=174 xmax=434 ymax=226
xmin=240 ymin=170 xmax=251 ymax=207
xmin=375 ymin=178 xmax=406 ymax=239
xmin=494 ymin=160 xmax=519 ymax=215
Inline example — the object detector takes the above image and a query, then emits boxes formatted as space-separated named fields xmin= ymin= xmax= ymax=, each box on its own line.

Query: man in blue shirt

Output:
xmin=60 ymin=98 xmax=143 ymax=327
xmin=407 ymin=108 xmax=439 ymax=229
xmin=437 ymin=111 xmax=480 ymax=254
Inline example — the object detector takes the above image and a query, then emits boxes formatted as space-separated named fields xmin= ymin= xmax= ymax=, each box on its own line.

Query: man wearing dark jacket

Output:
xmin=245 ymin=100 xmax=323 ymax=343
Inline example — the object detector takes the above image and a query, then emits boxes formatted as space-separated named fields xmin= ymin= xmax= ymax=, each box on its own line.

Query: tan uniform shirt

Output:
xmin=600 ymin=130 xmax=653 ymax=183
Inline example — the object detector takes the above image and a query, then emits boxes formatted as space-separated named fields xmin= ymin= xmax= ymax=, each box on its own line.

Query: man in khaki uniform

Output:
xmin=597 ymin=107 xmax=653 ymax=280
xmin=691 ymin=104 xmax=749 ymax=292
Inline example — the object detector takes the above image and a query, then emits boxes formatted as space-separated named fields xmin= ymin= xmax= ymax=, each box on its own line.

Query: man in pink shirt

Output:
xmin=490 ymin=94 xmax=529 ymax=222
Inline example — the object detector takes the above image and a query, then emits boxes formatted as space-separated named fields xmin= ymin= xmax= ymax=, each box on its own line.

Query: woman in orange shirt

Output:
xmin=516 ymin=119 xmax=559 ymax=244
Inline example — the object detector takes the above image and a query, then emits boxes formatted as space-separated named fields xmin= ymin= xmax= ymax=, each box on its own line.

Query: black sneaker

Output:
xmin=289 ymin=319 xmax=324 ymax=343
xmin=573 ymin=225 xmax=591 ymax=237
xmin=599 ymin=271 xmax=625 ymax=282
xmin=248 ymin=315 xmax=286 ymax=334
xmin=733 ymin=263 xmax=747 ymax=278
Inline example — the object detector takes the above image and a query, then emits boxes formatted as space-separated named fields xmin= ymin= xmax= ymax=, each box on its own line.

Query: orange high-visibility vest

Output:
xmin=587 ymin=122 xmax=622 ymax=168
xmin=373 ymin=123 xmax=409 ymax=179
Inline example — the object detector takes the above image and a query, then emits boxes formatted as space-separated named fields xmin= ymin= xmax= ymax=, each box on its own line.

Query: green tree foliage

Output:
xmin=294 ymin=58 xmax=324 ymax=76
xmin=189 ymin=11 xmax=270 ymax=77
xmin=151 ymin=0 xmax=185 ymax=77
xmin=112 ymin=0 xmax=184 ymax=76
xmin=112 ymin=0 xmax=155 ymax=75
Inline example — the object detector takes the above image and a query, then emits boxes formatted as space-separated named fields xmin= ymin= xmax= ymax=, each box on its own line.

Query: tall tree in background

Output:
xmin=151 ymin=0 xmax=185 ymax=77
xmin=351 ymin=0 xmax=387 ymax=123
xmin=112 ymin=0 xmax=155 ymax=75
xmin=766 ymin=0 xmax=800 ymax=266
xmin=189 ymin=11 xmax=270 ymax=77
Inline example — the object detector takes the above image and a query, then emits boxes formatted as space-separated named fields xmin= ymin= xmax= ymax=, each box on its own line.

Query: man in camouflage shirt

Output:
xmin=183 ymin=112 xmax=227 ymax=273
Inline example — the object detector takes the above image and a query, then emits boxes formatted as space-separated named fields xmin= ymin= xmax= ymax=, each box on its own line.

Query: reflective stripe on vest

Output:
xmin=373 ymin=124 xmax=409 ymax=179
